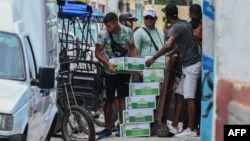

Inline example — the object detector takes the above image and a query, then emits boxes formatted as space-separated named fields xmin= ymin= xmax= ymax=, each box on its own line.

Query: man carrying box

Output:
xmin=95 ymin=12 xmax=138 ymax=139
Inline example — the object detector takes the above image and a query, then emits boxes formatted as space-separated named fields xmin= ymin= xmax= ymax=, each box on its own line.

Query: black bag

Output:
xmin=109 ymin=32 xmax=128 ymax=57
xmin=141 ymin=27 xmax=159 ymax=51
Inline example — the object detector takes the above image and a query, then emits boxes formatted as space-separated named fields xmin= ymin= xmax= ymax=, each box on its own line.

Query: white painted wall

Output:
xmin=106 ymin=0 xmax=118 ymax=14
xmin=215 ymin=0 xmax=250 ymax=82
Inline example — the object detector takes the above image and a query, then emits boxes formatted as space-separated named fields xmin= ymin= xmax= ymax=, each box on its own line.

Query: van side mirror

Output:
xmin=57 ymin=0 xmax=65 ymax=6
xmin=38 ymin=67 xmax=55 ymax=89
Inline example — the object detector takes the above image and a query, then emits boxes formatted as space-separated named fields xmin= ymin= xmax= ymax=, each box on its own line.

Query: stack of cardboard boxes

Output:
xmin=110 ymin=56 xmax=166 ymax=137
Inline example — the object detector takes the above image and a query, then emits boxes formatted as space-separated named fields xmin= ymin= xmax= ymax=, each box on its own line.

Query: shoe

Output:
xmin=175 ymin=127 xmax=196 ymax=137
xmin=115 ymin=123 xmax=120 ymax=137
xmin=167 ymin=124 xmax=178 ymax=134
xmin=115 ymin=130 xmax=120 ymax=137
xmin=97 ymin=129 xmax=112 ymax=139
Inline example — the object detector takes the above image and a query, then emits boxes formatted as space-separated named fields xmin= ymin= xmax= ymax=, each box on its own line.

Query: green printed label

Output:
xmin=114 ymin=64 xmax=124 ymax=71
xmin=127 ymin=63 xmax=144 ymax=70
xmin=151 ymin=63 xmax=166 ymax=69
xmin=143 ymin=77 xmax=164 ymax=83
xmin=129 ymin=115 xmax=153 ymax=122
xmin=134 ymin=88 xmax=159 ymax=95
xmin=132 ymin=102 xmax=155 ymax=109
xmin=126 ymin=129 xmax=150 ymax=136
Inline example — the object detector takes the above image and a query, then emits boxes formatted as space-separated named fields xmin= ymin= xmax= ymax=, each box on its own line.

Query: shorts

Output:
xmin=175 ymin=62 xmax=201 ymax=99
xmin=105 ymin=73 xmax=131 ymax=101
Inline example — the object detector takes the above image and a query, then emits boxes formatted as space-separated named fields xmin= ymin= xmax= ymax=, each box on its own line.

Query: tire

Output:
xmin=73 ymin=95 xmax=118 ymax=135
xmin=62 ymin=106 xmax=95 ymax=141
xmin=53 ymin=103 xmax=63 ymax=134
xmin=46 ymin=114 xmax=58 ymax=141
xmin=156 ymin=123 xmax=169 ymax=137
xmin=21 ymin=134 xmax=27 ymax=141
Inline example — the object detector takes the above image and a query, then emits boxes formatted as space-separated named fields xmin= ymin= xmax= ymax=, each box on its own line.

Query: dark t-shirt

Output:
xmin=168 ymin=20 xmax=201 ymax=67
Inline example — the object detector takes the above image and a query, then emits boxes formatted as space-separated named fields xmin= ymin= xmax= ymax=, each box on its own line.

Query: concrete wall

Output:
xmin=200 ymin=0 xmax=215 ymax=140
xmin=215 ymin=0 xmax=250 ymax=141
xmin=201 ymin=0 xmax=250 ymax=141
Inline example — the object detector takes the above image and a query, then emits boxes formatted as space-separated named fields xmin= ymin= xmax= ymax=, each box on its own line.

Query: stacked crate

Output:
xmin=113 ymin=56 xmax=166 ymax=137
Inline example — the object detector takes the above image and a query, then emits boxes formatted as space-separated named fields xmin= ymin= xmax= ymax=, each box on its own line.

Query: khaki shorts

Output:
xmin=175 ymin=62 xmax=201 ymax=99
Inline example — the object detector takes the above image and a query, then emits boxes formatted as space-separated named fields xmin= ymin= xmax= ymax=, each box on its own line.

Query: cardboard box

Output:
xmin=123 ymin=109 xmax=154 ymax=124
xmin=120 ymin=123 xmax=151 ymax=137
xmin=109 ymin=57 xmax=125 ymax=72
xmin=124 ymin=57 xmax=145 ymax=71
xmin=143 ymin=69 xmax=164 ymax=83
xmin=129 ymin=82 xmax=160 ymax=96
xmin=144 ymin=56 xmax=166 ymax=69
xmin=109 ymin=57 xmax=144 ymax=73
xmin=125 ymin=95 xmax=156 ymax=110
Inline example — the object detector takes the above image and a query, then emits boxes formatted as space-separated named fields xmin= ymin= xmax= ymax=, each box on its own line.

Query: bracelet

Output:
xmin=153 ymin=55 xmax=157 ymax=60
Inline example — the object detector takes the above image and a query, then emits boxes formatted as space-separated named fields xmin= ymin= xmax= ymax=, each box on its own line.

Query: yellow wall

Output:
xmin=133 ymin=4 xmax=189 ymax=30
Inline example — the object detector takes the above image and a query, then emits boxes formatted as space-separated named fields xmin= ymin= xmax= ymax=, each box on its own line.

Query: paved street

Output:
xmin=51 ymin=132 xmax=200 ymax=141
xmin=51 ymin=121 xmax=200 ymax=141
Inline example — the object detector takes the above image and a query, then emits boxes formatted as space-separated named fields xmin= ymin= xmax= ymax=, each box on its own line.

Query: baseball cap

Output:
xmin=189 ymin=4 xmax=202 ymax=14
xmin=162 ymin=4 xmax=178 ymax=17
xmin=143 ymin=8 xmax=157 ymax=17
xmin=119 ymin=12 xmax=138 ymax=22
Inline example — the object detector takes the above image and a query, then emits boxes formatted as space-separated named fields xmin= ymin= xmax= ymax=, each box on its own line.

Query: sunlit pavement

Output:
xmin=51 ymin=132 xmax=200 ymax=141
xmin=97 ymin=135 xmax=200 ymax=141
xmin=51 ymin=122 xmax=200 ymax=141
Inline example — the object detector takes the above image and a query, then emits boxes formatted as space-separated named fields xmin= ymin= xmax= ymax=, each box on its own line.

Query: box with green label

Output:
xmin=124 ymin=57 xmax=145 ymax=71
xmin=143 ymin=69 xmax=164 ymax=83
xmin=109 ymin=57 xmax=125 ymax=72
xmin=144 ymin=56 xmax=166 ymax=69
xmin=120 ymin=123 xmax=151 ymax=137
xmin=129 ymin=82 xmax=160 ymax=96
xmin=123 ymin=109 xmax=154 ymax=124
xmin=125 ymin=95 xmax=156 ymax=110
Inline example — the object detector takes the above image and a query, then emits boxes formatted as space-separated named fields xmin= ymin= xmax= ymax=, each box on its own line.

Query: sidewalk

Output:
xmin=52 ymin=133 xmax=200 ymax=141
xmin=100 ymin=135 xmax=200 ymax=141
xmin=99 ymin=121 xmax=200 ymax=141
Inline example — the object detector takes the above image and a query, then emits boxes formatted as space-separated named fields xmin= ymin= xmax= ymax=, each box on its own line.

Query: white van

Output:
xmin=0 ymin=0 xmax=59 ymax=140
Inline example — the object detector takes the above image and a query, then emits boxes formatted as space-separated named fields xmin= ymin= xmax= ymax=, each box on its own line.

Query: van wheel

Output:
xmin=21 ymin=127 xmax=28 ymax=141
xmin=53 ymin=103 xmax=63 ymax=134
xmin=46 ymin=112 xmax=58 ymax=141
xmin=21 ymin=135 xmax=27 ymax=141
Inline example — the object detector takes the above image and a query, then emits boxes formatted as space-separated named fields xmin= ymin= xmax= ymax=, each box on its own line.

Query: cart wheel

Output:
xmin=156 ymin=123 xmax=169 ymax=137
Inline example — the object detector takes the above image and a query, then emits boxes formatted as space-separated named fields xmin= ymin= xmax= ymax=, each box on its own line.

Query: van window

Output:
xmin=0 ymin=32 xmax=25 ymax=79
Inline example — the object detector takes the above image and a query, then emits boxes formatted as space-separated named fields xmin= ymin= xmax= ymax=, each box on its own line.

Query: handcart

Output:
xmin=152 ymin=53 xmax=178 ymax=137
xmin=55 ymin=1 xmax=118 ymax=137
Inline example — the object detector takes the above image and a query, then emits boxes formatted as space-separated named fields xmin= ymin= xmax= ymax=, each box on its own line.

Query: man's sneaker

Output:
xmin=175 ymin=127 xmax=197 ymax=137
xmin=97 ymin=129 xmax=112 ymax=139
xmin=115 ymin=130 xmax=120 ymax=137
xmin=167 ymin=124 xmax=178 ymax=134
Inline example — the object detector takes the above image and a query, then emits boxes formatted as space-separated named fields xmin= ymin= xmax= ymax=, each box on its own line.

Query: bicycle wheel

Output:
xmin=62 ymin=106 xmax=95 ymax=141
